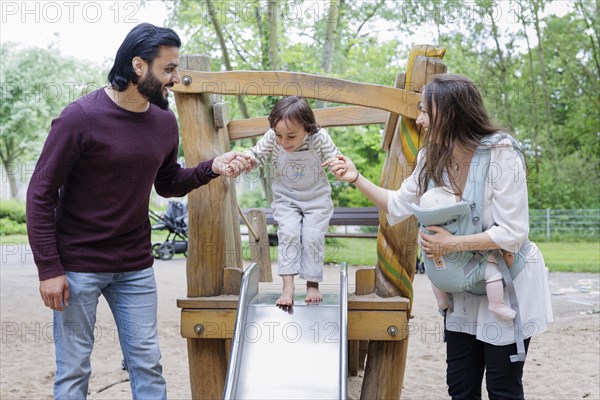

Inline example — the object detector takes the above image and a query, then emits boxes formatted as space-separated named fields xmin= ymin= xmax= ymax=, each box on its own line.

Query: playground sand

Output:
xmin=1 ymin=252 xmax=598 ymax=399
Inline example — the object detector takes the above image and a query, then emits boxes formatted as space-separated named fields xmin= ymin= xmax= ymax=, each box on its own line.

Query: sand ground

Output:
xmin=1 ymin=246 xmax=599 ymax=399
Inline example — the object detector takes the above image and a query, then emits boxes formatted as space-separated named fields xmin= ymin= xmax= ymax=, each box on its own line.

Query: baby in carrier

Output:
xmin=414 ymin=187 xmax=516 ymax=320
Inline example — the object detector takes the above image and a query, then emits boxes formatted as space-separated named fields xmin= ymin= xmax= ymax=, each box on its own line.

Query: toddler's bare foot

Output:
xmin=276 ymin=287 xmax=294 ymax=306
xmin=276 ymin=276 xmax=295 ymax=306
xmin=305 ymin=281 xmax=323 ymax=303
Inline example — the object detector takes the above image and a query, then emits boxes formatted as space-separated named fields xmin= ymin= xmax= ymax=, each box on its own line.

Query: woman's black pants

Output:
xmin=446 ymin=330 xmax=530 ymax=400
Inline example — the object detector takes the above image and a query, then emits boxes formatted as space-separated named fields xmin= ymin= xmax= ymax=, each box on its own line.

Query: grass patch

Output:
xmin=241 ymin=238 xmax=379 ymax=266
xmin=537 ymin=241 xmax=600 ymax=273
xmin=240 ymin=238 xmax=599 ymax=274
xmin=324 ymin=238 xmax=378 ymax=265
xmin=5 ymin=225 xmax=598 ymax=273
xmin=0 ymin=234 xmax=29 ymax=244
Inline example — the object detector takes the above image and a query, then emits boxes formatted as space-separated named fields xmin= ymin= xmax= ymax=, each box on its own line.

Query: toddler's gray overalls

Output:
xmin=272 ymin=135 xmax=333 ymax=282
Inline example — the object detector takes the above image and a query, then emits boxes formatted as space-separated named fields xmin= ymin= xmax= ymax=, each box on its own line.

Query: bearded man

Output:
xmin=26 ymin=23 xmax=250 ymax=399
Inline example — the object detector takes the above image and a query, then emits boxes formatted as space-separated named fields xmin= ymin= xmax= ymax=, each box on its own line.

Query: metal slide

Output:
xmin=224 ymin=263 xmax=348 ymax=399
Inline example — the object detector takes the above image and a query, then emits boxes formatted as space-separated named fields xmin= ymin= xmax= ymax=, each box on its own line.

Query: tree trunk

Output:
xmin=487 ymin=6 xmax=514 ymax=132
xmin=252 ymin=3 xmax=273 ymax=204
xmin=267 ymin=1 xmax=280 ymax=70
xmin=2 ymin=159 xmax=19 ymax=199
xmin=532 ymin=0 xmax=553 ymax=140
xmin=206 ymin=0 xmax=250 ymax=119
xmin=317 ymin=0 xmax=340 ymax=108
xmin=517 ymin=0 xmax=542 ymax=200
xmin=576 ymin=0 xmax=600 ymax=76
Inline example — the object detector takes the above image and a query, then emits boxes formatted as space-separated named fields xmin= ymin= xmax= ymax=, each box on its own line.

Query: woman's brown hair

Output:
xmin=417 ymin=74 xmax=503 ymax=197
xmin=268 ymin=96 xmax=320 ymax=135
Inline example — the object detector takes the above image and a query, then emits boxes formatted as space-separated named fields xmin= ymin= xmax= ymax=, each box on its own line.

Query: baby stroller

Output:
xmin=149 ymin=200 xmax=188 ymax=260
xmin=416 ymin=247 xmax=426 ymax=274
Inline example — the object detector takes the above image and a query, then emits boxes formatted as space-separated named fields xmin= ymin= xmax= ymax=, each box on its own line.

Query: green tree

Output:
xmin=166 ymin=0 xmax=401 ymax=207
xmin=0 ymin=44 xmax=102 ymax=199
xmin=165 ymin=0 xmax=599 ymax=209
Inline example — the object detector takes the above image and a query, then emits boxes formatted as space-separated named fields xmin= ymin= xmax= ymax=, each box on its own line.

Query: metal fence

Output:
xmin=529 ymin=209 xmax=600 ymax=240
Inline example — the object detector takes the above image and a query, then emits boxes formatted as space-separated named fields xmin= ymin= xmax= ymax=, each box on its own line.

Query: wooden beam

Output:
xmin=174 ymin=54 xmax=230 ymax=400
xmin=175 ymin=55 xmax=226 ymax=298
xmin=349 ymin=340 xmax=360 ymax=377
xmin=381 ymin=72 xmax=405 ymax=152
xmin=177 ymin=289 xmax=409 ymax=311
xmin=180 ymin=309 xmax=407 ymax=341
xmin=228 ymin=106 xmax=390 ymax=140
xmin=355 ymin=267 xmax=376 ymax=295
xmin=173 ymin=70 xmax=421 ymax=119
xmin=360 ymin=340 xmax=409 ymax=400
xmin=223 ymin=267 xmax=242 ymax=295
xmin=246 ymin=209 xmax=273 ymax=282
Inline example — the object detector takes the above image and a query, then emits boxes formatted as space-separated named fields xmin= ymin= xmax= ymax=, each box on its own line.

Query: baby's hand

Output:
xmin=502 ymin=251 xmax=515 ymax=267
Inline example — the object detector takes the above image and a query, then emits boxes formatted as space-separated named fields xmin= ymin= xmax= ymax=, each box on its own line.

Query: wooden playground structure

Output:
xmin=171 ymin=44 xmax=447 ymax=399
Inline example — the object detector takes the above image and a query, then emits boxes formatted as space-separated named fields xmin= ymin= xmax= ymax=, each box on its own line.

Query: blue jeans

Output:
xmin=53 ymin=267 xmax=166 ymax=399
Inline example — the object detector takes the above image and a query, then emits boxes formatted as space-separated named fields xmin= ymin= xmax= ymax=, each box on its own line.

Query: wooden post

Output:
xmin=214 ymin=101 xmax=244 ymax=270
xmin=174 ymin=54 xmax=234 ymax=399
xmin=348 ymin=340 xmax=360 ymax=377
xmin=355 ymin=267 xmax=376 ymax=295
xmin=361 ymin=340 xmax=409 ymax=398
xmin=247 ymin=209 xmax=273 ymax=282
xmin=381 ymin=72 xmax=406 ymax=153
xmin=362 ymin=46 xmax=447 ymax=400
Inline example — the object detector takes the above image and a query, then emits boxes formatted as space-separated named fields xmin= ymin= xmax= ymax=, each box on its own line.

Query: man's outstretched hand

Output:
xmin=212 ymin=151 xmax=253 ymax=177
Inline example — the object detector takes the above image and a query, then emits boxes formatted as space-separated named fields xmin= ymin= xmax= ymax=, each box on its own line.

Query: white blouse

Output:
xmin=387 ymin=138 xmax=553 ymax=345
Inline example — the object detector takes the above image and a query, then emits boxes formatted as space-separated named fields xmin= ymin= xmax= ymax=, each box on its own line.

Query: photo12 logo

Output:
xmin=1 ymin=1 xmax=141 ymax=24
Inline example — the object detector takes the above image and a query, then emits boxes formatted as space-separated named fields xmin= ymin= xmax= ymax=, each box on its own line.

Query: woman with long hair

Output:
xmin=325 ymin=74 xmax=552 ymax=399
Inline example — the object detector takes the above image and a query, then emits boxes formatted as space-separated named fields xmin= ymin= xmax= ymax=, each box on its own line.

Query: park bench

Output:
xmin=241 ymin=206 xmax=380 ymax=242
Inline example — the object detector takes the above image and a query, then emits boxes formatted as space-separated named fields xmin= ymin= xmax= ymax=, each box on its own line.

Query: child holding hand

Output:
xmin=240 ymin=96 xmax=340 ymax=306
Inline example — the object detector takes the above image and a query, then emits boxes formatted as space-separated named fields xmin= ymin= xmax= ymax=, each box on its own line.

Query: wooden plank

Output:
xmin=355 ymin=267 xmax=376 ymax=295
xmin=349 ymin=340 xmax=359 ymax=377
xmin=247 ymin=209 xmax=273 ymax=282
xmin=228 ymin=106 xmax=390 ymax=140
xmin=213 ymin=101 xmax=229 ymax=129
xmin=223 ymin=267 xmax=242 ymax=295
xmin=177 ymin=292 xmax=409 ymax=311
xmin=381 ymin=72 xmax=405 ymax=152
xmin=360 ymin=340 xmax=408 ymax=399
xmin=175 ymin=54 xmax=229 ymax=400
xmin=181 ymin=309 xmax=407 ymax=341
xmin=174 ymin=55 xmax=225 ymax=298
xmin=214 ymin=101 xmax=243 ymax=271
xmin=187 ymin=339 xmax=228 ymax=400
xmin=324 ymin=232 xmax=376 ymax=239
xmin=242 ymin=207 xmax=380 ymax=227
xmin=181 ymin=310 xmax=237 ymax=339
xmin=173 ymin=70 xmax=421 ymax=119
xmin=348 ymin=311 xmax=407 ymax=341
xmin=177 ymin=295 xmax=240 ymax=310
xmin=359 ymin=340 xmax=368 ymax=370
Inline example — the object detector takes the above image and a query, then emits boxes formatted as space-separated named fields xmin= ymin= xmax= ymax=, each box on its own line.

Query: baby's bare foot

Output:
xmin=437 ymin=298 xmax=449 ymax=311
xmin=305 ymin=282 xmax=323 ymax=303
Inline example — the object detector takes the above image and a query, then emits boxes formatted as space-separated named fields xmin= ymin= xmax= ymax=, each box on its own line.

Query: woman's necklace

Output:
xmin=450 ymin=150 xmax=473 ymax=171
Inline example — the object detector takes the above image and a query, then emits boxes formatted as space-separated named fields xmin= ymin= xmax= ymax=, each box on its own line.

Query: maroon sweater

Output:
xmin=27 ymin=88 xmax=217 ymax=280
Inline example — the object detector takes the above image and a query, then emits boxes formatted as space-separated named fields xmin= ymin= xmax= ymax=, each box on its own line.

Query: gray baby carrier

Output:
xmin=412 ymin=132 xmax=530 ymax=362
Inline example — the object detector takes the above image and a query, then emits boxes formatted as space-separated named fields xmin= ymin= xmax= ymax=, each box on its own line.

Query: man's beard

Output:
xmin=137 ymin=69 xmax=171 ymax=110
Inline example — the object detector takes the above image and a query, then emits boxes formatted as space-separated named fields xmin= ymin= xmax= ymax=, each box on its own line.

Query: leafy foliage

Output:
xmin=0 ymin=200 xmax=26 ymax=235
xmin=5 ymin=1 xmax=597 ymax=209
xmin=0 ymin=44 xmax=103 ymax=198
